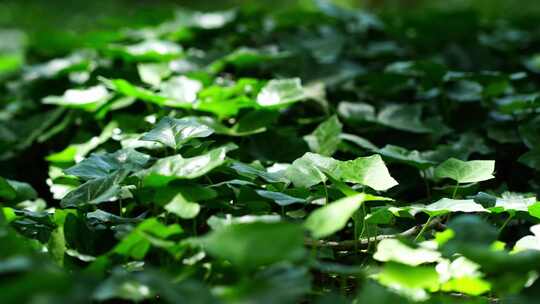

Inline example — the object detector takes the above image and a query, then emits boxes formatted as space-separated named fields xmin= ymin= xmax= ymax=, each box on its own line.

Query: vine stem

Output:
xmin=322 ymin=179 xmax=329 ymax=205
xmin=414 ymin=216 xmax=434 ymax=242
xmin=305 ymin=220 xmax=441 ymax=250
xmin=451 ymin=181 xmax=460 ymax=199
xmin=498 ymin=213 xmax=514 ymax=235
xmin=119 ymin=199 xmax=123 ymax=217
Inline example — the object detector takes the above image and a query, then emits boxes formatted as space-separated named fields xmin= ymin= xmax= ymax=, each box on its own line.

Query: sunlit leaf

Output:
xmin=434 ymin=158 xmax=495 ymax=184
xmin=304 ymin=194 xmax=365 ymax=239
xmin=140 ymin=116 xmax=213 ymax=149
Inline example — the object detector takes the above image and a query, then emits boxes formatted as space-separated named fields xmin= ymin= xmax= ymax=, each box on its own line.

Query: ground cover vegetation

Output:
xmin=3 ymin=1 xmax=540 ymax=303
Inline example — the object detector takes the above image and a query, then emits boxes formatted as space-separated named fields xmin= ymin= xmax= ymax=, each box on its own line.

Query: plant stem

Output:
xmin=119 ymin=199 xmax=123 ymax=217
xmin=415 ymin=216 xmax=434 ymax=242
xmin=322 ymin=179 xmax=329 ymax=205
xmin=498 ymin=213 xmax=514 ymax=235
xmin=451 ymin=181 xmax=460 ymax=199
xmin=421 ymin=170 xmax=431 ymax=199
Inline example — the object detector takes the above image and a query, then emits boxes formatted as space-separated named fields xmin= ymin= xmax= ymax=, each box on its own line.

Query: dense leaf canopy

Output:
xmin=3 ymin=1 xmax=540 ymax=303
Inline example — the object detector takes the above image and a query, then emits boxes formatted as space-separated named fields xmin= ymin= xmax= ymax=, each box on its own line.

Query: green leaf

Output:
xmin=42 ymin=85 xmax=111 ymax=111
xmin=158 ymin=76 xmax=202 ymax=105
xmin=23 ymin=51 xmax=93 ymax=81
xmin=139 ymin=145 xmax=232 ymax=187
xmin=196 ymin=78 xmax=260 ymax=118
xmin=377 ymin=262 xmax=439 ymax=290
xmin=304 ymin=115 xmax=342 ymax=156
xmin=65 ymin=149 xmax=150 ymax=180
xmin=285 ymin=153 xmax=337 ymax=188
xmin=47 ymin=121 xmax=118 ymax=163
xmin=440 ymin=276 xmax=491 ymax=296
xmin=514 ymin=225 xmax=540 ymax=252
xmin=374 ymin=239 xmax=441 ymax=266
xmin=333 ymin=155 xmax=398 ymax=191
xmin=304 ymin=194 xmax=365 ymax=239
xmin=113 ymin=218 xmax=182 ymax=259
xmin=220 ymin=264 xmax=310 ymax=304
xmin=106 ymin=40 xmax=183 ymax=61
xmin=60 ymin=171 xmax=126 ymax=208
xmin=255 ymin=190 xmax=306 ymax=206
xmin=199 ymin=221 xmax=305 ymax=268
xmin=377 ymin=145 xmax=436 ymax=169
xmin=197 ymin=110 xmax=279 ymax=137
xmin=421 ymin=198 xmax=488 ymax=217
xmin=519 ymin=149 xmax=540 ymax=171
xmin=434 ymin=158 xmax=495 ymax=184
xmin=0 ymin=177 xmax=17 ymax=201
xmin=210 ymin=47 xmax=289 ymax=72
xmin=140 ymin=117 xmax=213 ymax=149
xmin=528 ymin=203 xmax=540 ymax=219
xmin=256 ymin=78 xmax=305 ymax=107
xmin=164 ymin=193 xmax=201 ymax=219
xmin=102 ymin=77 xmax=170 ymax=106
xmin=490 ymin=192 xmax=537 ymax=213
xmin=344 ymin=103 xmax=450 ymax=134
xmin=173 ymin=9 xmax=236 ymax=30
xmin=4 ymin=179 xmax=38 ymax=203
xmin=230 ymin=161 xmax=287 ymax=183
xmin=285 ymin=153 xmax=397 ymax=191
xmin=437 ymin=257 xmax=491 ymax=296
xmin=137 ymin=62 xmax=171 ymax=86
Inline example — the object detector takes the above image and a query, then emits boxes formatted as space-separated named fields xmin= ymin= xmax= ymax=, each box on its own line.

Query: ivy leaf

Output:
xmin=140 ymin=117 xmax=214 ymax=149
xmin=196 ymin=78 xmax=260 ymax=118
xmin=304 ymin=115 xmax=342 ymax=156
xmin=158 ymin=76 xmax=202 ymax=104
xmin=374 ymin=239 xmax=441 ymax=266
xmin=377 ymin=262 xmax=439 ymax=290
xmin=173 ymin=9 xmax=236 ymax=30
xmin=377 ymin=144 xmax=436 ymax=170
xmin=333 ymin=155 xmax=398 ymax=191
xmin=256 ymin=78 xmax=305 ymax=107
xmin=2 ymin=179 xmax=38 ymax=203
xmin=199 ymin=222 xmax=305 ymax=269
xmin=137 ymin=62 xmax=171 ymax=86
xmin=65 ymin=149 xmax=151 ymax=180
xmin=0 ymin=177 xmax=16 ymax=201
xmin=230 ymin=161 xmax=287 ymax=183
xmin=113 ymin=218 xmax=183 ymax=259
xmin=255 ymin=190 xmax=306 ymax=206
xmin=519 ymin=149 xmax=540 ymax=171
xmin=434 ymin=158 xmax=495 ymax=184
xmin=437 ymin=257 xmax=491 ymax=296
xmin=102 ymin=78 xmax=171 ymax=106
xmin=285 ymin=153 xmax=337 ymax=188
xmin=106 ymin=40 xmax=183 ymax=61
xmin=221 ymin=264 xmax=310 ymax=304
xmin=60 ymin=171 xmax=127 ymax=208
xmin=304 ymin=194 xmax=365 ymax=239
xmin=285 ymin=153 xmax=397 ymax=191
xmin=209 ymin=46 xmax=289 ymax=72
xmin=139 ymin=145 xmax=233 ymax=187
xmin=420 ymin=198 xmax=488 ymax=217
xmin=47 ymin=121 xmax=118 ymax=163
xmin=514 ymin=225 xmax=540 ymax=252
xmin=23 ymin=51 xmax=93 ymax=81
xmin=42 ymin=85 xmax=111 ymax=111
xmin=491 ymin=192 xmax=537 ymax=213
xmin=164 ymin=193 xmax=201 ymax=219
